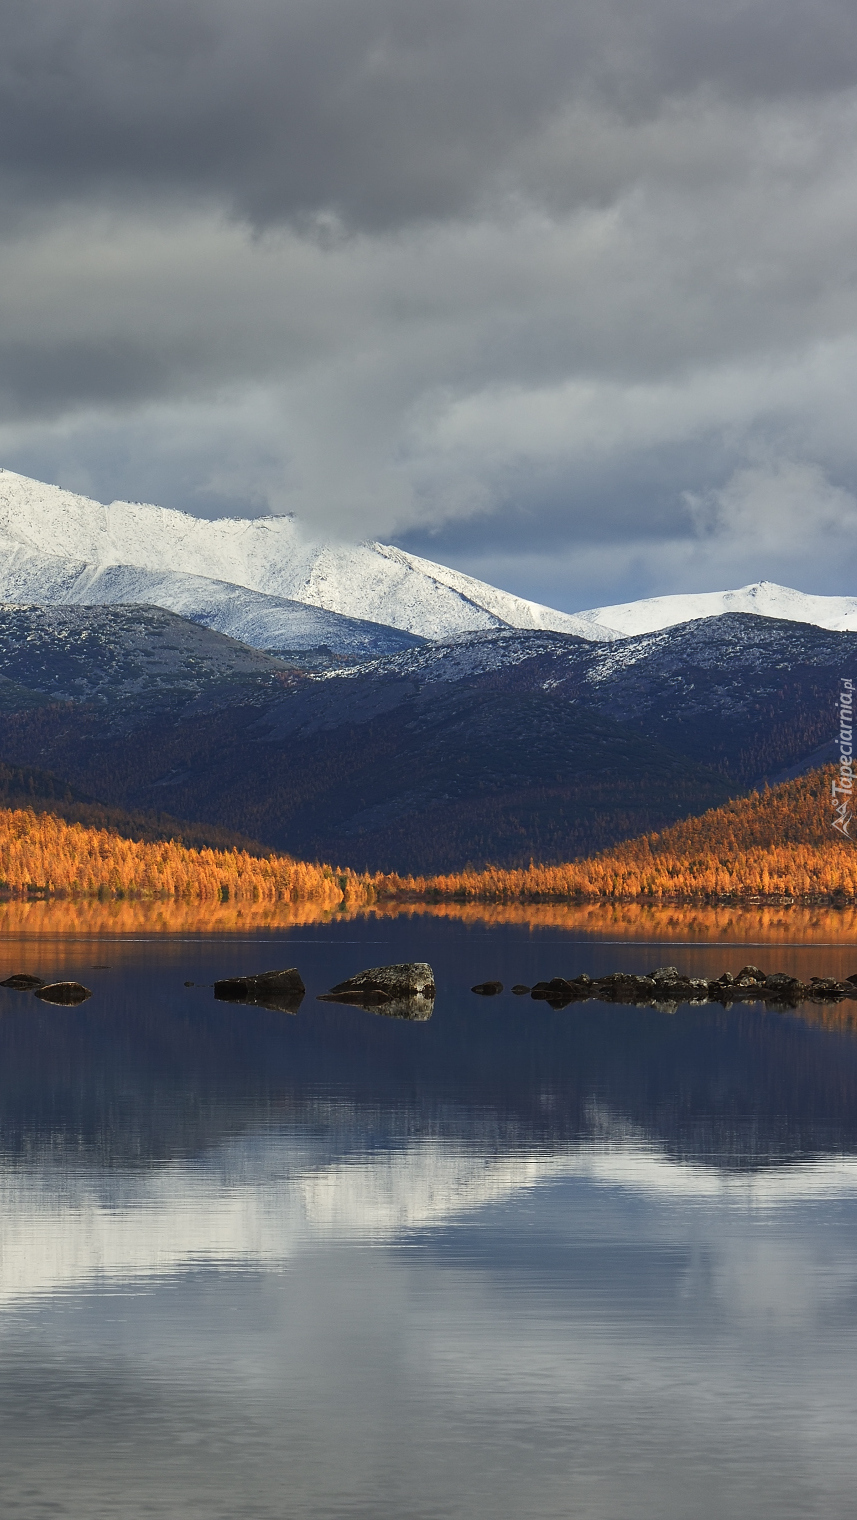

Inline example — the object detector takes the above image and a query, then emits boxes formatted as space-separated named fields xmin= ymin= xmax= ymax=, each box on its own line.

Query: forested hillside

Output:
xmin=386 ymin=769 xmax=857 ymax=903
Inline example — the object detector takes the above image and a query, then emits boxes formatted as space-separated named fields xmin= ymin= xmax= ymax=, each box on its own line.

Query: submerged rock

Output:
xmin=214 ymin=967 xmax=305 ymax=1015
xmin=34 ymin=981 xmax=91 ymax=1006
xmin=471 ymin=981 xmax=503 ymax=995
xmin=511 ymin=984 xmax=531 ymax=995
xmin=1 ymin=973 xmax=45 ymax=990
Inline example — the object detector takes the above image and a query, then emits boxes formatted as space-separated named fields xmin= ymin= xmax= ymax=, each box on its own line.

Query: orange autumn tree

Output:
xmin=374 ymin=767 xmax=857 ymax=904
xmin=0 ymin=806 xmax=373 ymax=906
xmin=0 ymin=765 xmax=854 ymax=906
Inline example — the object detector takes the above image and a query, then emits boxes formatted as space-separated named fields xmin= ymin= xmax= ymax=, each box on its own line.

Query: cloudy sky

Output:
xmin=2 ymin=0 xmax=857 ymax=609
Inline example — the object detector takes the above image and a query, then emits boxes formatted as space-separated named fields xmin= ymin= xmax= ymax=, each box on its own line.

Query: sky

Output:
xmin=2 ymin=0 xmax=857 ymax=611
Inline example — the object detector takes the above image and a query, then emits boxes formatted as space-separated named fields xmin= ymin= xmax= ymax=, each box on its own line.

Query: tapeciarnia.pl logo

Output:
xmin=832 ymin=678 xmax=855 ymax=838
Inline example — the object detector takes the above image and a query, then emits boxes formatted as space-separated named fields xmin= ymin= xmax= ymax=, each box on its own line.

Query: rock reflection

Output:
xmin=213 ymin=986 xmax=305 ymax=1015
xmin=317 ymin=990 xmax=434 ymax=1020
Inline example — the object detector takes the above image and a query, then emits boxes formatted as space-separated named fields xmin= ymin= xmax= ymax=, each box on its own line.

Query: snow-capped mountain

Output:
xmin=0 ymin=469 xmax=613 ymax=646
xmin=574 ymin=581 xmax=857 ymax=637
xmin=0 ymin=550 xmax=424 ymax=658
xmin=2 ymin=469 xmax=854 ymax=650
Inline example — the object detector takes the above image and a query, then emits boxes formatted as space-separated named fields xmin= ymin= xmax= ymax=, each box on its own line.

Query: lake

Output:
xmin=1 ymin=907 xmax=857 ymax=1518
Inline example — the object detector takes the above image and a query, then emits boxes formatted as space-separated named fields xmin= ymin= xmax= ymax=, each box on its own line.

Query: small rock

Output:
xmin=1 ymin=973 xmax=45 ymax=990
xmin=717 ymin=972 xmax=735 ymax=985
xmin=531 ymin=977 xmax=577 ymax=1000
xmin=214 ymin=968 xmax=305 ymax=999
xmin=183 ymin=980 xmax=194 ymax=987
xmin=35 ymin=982 xmax=91 ymax=1006
xmin=471 ymin=981 xmax=503 ymax=995
xmin=764 ymin=972 xmax=800 ymax=989
xmin=511 ymin=984 xmax=531 ymax=995
xmin=214 ymin=967 xmax=305 ymax=1015
xmin=737 ymin=964 xmax=766 ymax=982
xmin=650 ymin=966 xmax=680 ymax=982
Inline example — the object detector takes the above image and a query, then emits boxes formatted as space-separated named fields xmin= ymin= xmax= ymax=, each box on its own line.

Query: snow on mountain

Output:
xmin=574 ymin=581 xmax=857 ymax=637
xmin=4 ymin=470 xmax=852 ymax=651
xmin=0 ymin=469 xmax=613 ymax=643
xmin=0 ymin=547 xmax=423 ymax=657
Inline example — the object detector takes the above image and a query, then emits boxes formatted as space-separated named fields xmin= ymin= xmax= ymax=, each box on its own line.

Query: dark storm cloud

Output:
xmin=3 ymin=0 xmax=857 ymax=605
xmin=0 ymin=338 xmax=173 ymax=417
xmin=2 ymin=0 xmax=857 ymax=230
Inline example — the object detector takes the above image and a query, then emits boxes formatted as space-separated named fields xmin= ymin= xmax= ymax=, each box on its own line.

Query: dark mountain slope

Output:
xmin=0 ymin=759 xmax=269 ymax=854
xmin=0 ymin=602 xmax=299 ymax=706
xmin=342 ymin=614 xmax=850 ymax=784
xmin=0 ymin=607 xmax=850 ymax=871
xmin=0 ymin=677 xmax=734 ymax=870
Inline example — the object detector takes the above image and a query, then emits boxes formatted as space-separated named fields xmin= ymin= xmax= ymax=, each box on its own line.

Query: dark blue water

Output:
xmin=1 ymin=916 xmax=857 ymax=1518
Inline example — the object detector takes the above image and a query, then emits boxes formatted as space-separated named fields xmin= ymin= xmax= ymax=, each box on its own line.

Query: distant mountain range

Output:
xmin=3 ymin=467 xmax=857 ymax=652
xmin=0 ymin=467 xmax=851 ymax=871
xmin=0 ymin=469 xmax=611 ymax=653
xmin=0 ymin=602 xmax=847 ymax=871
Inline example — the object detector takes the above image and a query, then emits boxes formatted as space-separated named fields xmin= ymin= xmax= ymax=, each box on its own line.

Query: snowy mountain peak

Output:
xmin=1 ymin=469 xmax=854 ymax=651
xmin=0 ymin=469 xmax=613 ymax=644
xmin=574 ymin=581 xmax=857 ymax=637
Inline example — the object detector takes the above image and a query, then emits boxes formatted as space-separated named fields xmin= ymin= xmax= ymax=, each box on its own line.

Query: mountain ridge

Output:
xmin=0 ymin=468 xmax=613 ymax=644
xmin=0 ymin=605 xmax=847 ymax=872
xmin=3 ymin=468 xmax=857 ymax=651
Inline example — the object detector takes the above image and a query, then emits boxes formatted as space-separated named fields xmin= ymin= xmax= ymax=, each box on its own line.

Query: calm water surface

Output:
xmin=1 ymin=915 xmax=857 ymax=1519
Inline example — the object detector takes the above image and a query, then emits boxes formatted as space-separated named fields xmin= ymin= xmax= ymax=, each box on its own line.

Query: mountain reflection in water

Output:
xmin=0 ymin=912 xmax=856 ymax=1519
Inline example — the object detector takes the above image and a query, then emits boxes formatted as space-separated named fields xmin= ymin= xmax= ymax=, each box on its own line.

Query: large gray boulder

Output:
xmin=327 ymin=963 xmax=435 ymax=998
xmin=318 ymin=962 xmax=435 ymax=1020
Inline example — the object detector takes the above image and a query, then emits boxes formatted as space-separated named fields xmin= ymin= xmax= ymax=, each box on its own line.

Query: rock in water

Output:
xmin=326 ymin=963 xmax=435 ymax=998
xmin=318 ymin=962 xmax=435 ymax=1020
xmin=737 ymin=964 xmax=766 ymax=982
xmin=1 ymin=973 xmax=45 ymax=990
xmin=471 ymin=981 xmax=503 ymax=995
xmin=213 ymin=966 xmax=305 ymax=1015
xmin=35 ymin=982 xmax=91 ymax=1005
xmin=511 ymin=984 xmax=531 ymax=995
xmin=214 ymin=968 xmax=305 ymax=997
xmin=764 ymin=972 xmax=800 ymax=989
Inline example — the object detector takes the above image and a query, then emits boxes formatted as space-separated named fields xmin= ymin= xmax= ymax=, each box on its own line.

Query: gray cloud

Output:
xmin=2 ymin=0 xmax=857 ymax=230
xmin=2 ymin=0 xmax=857 ymax=605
